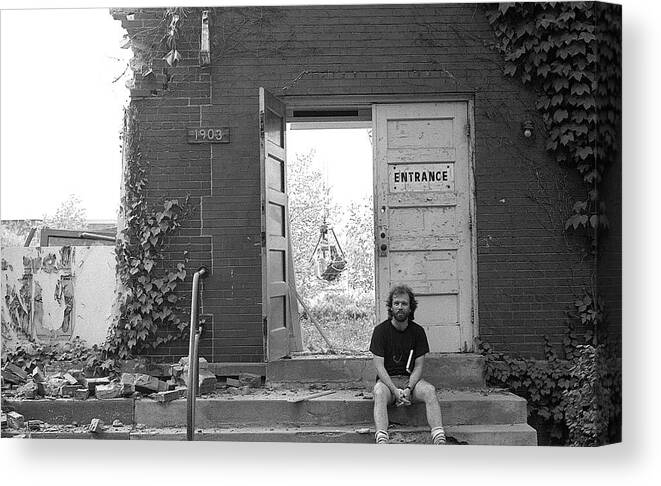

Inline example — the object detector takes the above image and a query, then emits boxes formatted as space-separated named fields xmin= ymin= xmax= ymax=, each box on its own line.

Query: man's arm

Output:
xmin=404 ymin=354 xmax=426 ymax=398
xmin=373 ymin=355 xmax=402 ymax=398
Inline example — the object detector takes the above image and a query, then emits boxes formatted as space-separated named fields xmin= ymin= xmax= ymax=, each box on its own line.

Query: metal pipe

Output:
xmin=79 ymin=232 xmax=117 ymax=242
xmin=187 ymin=266 xmax=208 ymax=441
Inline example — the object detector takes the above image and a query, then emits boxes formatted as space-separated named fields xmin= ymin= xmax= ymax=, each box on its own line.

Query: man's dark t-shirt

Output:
xmin=369 ymin=319 xmax=430 ymax=376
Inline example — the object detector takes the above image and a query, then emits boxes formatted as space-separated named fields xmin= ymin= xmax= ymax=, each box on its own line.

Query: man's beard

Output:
xmin=393 ymin=310 xmax=409 ymax=322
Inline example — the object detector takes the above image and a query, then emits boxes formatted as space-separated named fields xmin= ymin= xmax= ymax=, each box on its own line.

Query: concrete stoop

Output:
xmin=267 ymin=354 xmax=486 ymax=389
xmin=4 ymin=389 xmax=537 ymax=445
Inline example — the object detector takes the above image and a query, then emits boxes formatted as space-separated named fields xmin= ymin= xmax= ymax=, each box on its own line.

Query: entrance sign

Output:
xmin=389 ymin=163 xmax=454 ymax=192
xmin=374 ymin=102 xmax=473 ymax=352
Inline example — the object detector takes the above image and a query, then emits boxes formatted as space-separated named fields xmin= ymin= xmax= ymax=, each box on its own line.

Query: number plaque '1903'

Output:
xmin=187 ymin=127 xmax=230 ymax=143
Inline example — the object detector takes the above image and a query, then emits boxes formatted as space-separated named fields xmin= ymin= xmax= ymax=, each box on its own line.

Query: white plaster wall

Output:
xmin=70 ymin=247 xmax=116 ymax=345
xmin=1 ymin=246 xmax=116 ymax=347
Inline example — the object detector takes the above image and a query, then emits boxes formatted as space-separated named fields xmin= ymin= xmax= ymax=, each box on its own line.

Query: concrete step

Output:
xmin=267 ymin=353 xmax=485 ymax=389
xmin=5 ymin=397 xmax=134 ymax=426
xmin=133 ymin=390 xmax=527 ymax=428
xmin=2 ymin=424 xmax=538 ymax=446
xmin=131 ymin=424 xmax=537 ymax=446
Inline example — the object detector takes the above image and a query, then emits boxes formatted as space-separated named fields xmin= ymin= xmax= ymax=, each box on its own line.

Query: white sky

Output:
xmin=1 ymin=8 xmax=130 ymax=221
xmin=287 ymin=128 xmax=373 ymax=205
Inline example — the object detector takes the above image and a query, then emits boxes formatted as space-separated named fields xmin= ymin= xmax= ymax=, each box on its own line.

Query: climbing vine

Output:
xmin=486 ymin=2 xmax=621 ymax=251
xmin=105 ymin=106 xmax=188 ymax=359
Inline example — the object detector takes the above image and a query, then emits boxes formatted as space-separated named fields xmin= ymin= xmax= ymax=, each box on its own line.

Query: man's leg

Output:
xmin=411 ymin=379 xmax=446 ymax=444
xmin=373 ymin=380 xmax=393 ymax=444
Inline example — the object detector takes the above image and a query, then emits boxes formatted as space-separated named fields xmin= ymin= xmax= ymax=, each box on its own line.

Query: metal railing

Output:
xmin=187 ymin=266 xmax=209 ymax=441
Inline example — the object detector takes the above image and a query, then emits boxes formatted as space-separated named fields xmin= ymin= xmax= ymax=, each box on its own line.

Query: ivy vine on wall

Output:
xmin=482 ymin=3 xmax=621 ymax=446
xmin=105 ymin=106 xmax=189 ymax=359
xmin=486 ymin=2 xmax=621 ymax=251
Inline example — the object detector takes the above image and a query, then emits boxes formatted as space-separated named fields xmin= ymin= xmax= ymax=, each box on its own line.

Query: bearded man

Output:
xmin=369 ymin=284 xmax=446 ymax=445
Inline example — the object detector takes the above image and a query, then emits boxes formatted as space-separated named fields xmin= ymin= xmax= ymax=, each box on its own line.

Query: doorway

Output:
xmin=260 ymin=89 xmax=476 ymax=360
xmin=286 ymin=123 xmax=376 ymax=354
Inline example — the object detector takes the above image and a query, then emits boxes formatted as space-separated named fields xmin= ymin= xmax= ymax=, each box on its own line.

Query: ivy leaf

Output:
xmin=144 ymin=259 xmax=155 ymax=273
xmin=571 ymin=83 xmax=590 ymax=96
xmin=576 ymin=146 xmax=593 ymax=160
xmin=163 ymin=49 xmax=182 ymax=67
xmin=504 ymin=63 xmax=517 ymax=77
xmin=499 ymin=3 xmax=514 ymax=14
xmin=553 ymin=109 xmax=569 ymax=123
xmin=552 ymin=78 xmax=569 ymax=92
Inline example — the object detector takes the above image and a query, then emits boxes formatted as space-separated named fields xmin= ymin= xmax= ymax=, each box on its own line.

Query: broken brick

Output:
xmin=182 ymin=369 xmax=217 ymax=394
xmin=95 ymin=383 xmax=122 ymax=400
xmin=7 ymin=411 xmax=25 ymax=429
xmin=27 ymin=420 xmax=43 ymax=431
xmin=45 ymin=378 xmax=68 ymax=397
xmin=16 ymin=381 xmax=39 ymax=399
xmin=31 ymin=367 xmax=46 ymax=383
xmin=1 ymin=413 xmax=7 ymax=429
xmin=74 ymin=388 xmax=89 ymax=400
xmin=89 ymin=418 xmax=104 ymax=433
xmin=59 ymin=384 xmax=80 ymax=397
xmin=4 ymin=364 xmax=28 ymax=381
xmin=63 ymin=373 xmax=79 ymax=385
xmin=239 ymin=373 xmax=262 ymax=388
xmin=151 ymin=387 xmax=186 ymax=403
xmin=133 ymin=373 xmax=167 ymax=393
xmin=226 ymin=378 xmax=241 ymax=387
xmin=1 ymin=369 xmax=22 ymax=385
xmin=66 ymin=369 xmax=85 ymax=382
xmin=84 ymin=377 xmax=110 ymax=392
xmin=120 ymin=383 xmax=135 ymax=397
xmin=179 ymin=356 xmax=209 ymax=371
xmin=112 ymin=419 xmax=123 ymax=427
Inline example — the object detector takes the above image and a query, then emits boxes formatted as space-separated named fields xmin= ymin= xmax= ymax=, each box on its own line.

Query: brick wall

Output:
xmin=113 ymin=3 xmax=613 ymax=361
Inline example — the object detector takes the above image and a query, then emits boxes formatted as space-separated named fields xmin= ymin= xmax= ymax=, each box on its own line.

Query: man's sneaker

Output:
xmin=431 ymin=426 xmax=446 ymax=445
xmin=375 ymin=430 xmax=389 ymax=444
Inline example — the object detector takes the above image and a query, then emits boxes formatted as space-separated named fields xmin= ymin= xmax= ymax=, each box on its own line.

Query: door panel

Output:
xmin=374 ymin=102 xmax=473 ymax=353
xmin=260 ymin=87 xmax=302 ymax=360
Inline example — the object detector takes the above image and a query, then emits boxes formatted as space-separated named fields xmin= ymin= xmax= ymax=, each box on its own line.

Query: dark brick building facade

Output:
xmin=111 ymin=3 xmax=620 ymax=363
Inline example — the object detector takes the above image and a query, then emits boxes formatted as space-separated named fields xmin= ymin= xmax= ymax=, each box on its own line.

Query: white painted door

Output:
xmin=373 ymin=102 xmax=474 ymax=352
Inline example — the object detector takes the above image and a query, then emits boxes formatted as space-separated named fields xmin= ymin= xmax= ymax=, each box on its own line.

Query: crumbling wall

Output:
xmin=1 ymin=246 xmax=116 ymax=353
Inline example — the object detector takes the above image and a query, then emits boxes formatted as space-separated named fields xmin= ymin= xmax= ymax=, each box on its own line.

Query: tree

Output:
xmin=288 ymin=150 xmax=339 ymax=297
xmin=341 ymin=196 xmax=375 ymax=291
xmin=43 ymin=194 xmax=88 ymax=230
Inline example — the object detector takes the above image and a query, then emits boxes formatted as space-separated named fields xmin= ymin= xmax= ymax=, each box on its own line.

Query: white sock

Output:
xmin=375 ymin=429 xmax=389 ymax=444
xmin=431 ymin=426 xmax=446 ymax=445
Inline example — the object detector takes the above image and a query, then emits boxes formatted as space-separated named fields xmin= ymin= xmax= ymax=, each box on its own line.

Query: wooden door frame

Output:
xmin=281 ymin=92 xmax=479 ymax=351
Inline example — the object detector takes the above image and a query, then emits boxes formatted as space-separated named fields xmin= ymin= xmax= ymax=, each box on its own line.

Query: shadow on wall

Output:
xmin=1 ymin=246 xmax=116 ymax=354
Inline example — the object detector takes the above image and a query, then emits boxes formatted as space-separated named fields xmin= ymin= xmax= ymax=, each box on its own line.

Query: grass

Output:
xmin=297 ymin=288 xmax=376 ymax=355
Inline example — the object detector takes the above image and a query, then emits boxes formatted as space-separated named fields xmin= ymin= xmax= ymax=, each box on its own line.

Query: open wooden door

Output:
xmin=374 ymin=102 xmax=474 ymax=352
xmin=259 ymin=88 xmax=301 ymax=361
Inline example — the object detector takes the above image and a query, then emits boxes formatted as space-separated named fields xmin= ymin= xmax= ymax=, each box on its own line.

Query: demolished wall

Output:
xmin=1 ymin=246 xmax=116 ymax=354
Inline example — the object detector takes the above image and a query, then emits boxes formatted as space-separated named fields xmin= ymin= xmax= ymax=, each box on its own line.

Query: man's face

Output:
xmin=391 ymin=292 xmax=411 ymax=322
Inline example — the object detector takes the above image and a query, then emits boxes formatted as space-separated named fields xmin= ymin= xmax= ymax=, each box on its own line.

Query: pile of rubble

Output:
xmin=2 ymin=356 xmax=265 ymax=436
xmin=2 ymin=356 xmax=263 ymax=403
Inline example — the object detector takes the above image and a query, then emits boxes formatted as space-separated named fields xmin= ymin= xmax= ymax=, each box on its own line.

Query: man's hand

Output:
xmin=395 ymin=388 xmax=411 ymax=407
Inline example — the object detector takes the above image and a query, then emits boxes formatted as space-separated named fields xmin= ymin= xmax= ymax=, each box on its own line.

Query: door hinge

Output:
xmin=468 ymin=212 xmax=473 ymax=231
xmin=261 ymin=231 xmax=266 ymax=247
xmin=471 ymin=306 xmax=475 ymax=324
xmin=465 ymin=122 xmax=471 ymax=138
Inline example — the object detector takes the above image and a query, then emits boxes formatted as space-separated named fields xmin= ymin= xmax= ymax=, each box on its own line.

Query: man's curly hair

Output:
xmin=386 ymin=284 xmax=418 ymax=320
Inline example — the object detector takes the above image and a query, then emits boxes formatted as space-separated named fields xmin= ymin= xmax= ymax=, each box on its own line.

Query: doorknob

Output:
xmin=379 ymin=243 xmax=388 ymax=256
